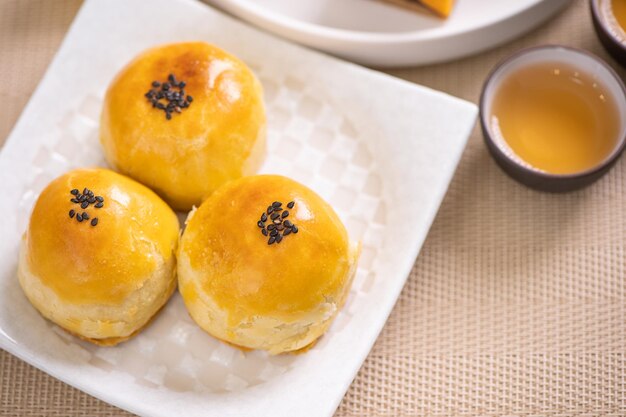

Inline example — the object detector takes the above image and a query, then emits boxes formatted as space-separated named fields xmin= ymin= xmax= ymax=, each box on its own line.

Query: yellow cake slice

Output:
xmin=380 ymin=0 xmax=456 ymax=18
xmin=420 ymin=0 xmax=455 ymax=17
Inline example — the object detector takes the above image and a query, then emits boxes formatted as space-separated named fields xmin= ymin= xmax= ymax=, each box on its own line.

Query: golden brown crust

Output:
xmin=178 ymin=175 xmax=359 ymax=354
xmin=20 ymin=168 xmax=179 ymax=344
xmin=100 ymin=42 xmax=266 ymax=211
xmin=26 ymin=168 xmax=179 ymax=305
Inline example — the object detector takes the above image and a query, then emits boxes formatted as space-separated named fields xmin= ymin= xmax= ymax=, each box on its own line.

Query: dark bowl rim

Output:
xmin=591 ymin=0 xmax=626 ymax=56
xmin=479 ymin=44 xmax=626 ymax=181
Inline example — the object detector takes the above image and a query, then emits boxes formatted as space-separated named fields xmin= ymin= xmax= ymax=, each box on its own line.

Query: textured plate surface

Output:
xmin=0 ymin=0 xmax=476 ymax=416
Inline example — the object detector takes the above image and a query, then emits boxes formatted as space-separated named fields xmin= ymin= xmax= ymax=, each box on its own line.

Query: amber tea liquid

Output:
xmin=490 ymin=62 xmax=621 ymax=174
xmin=612 ymin=0 xmax=626 ymax=34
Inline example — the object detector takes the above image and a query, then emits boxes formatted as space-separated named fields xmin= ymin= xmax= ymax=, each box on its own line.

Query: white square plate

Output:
xmin=0 ymin=0 xmax=476 ymax=416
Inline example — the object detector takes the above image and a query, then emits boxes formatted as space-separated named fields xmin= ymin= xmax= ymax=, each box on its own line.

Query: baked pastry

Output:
xmin=178 ymin=175 xmax=359 ymax=354
xmin=379 ymin=0 xmax=455 ymax=17
xmin=416 ymin=0 xmax=455 ymax=16
xmin=18 ymin=168 xmax=179 ymax=346
xmin=100 ymin=41 xmax=266 ymax=211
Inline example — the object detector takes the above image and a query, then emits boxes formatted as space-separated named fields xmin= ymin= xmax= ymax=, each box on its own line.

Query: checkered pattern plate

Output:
xmin=0 ymin=0 xmax=476 ymax=416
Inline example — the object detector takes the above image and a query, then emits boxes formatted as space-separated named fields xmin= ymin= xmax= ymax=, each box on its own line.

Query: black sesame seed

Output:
xmin=268 ymin=236 xmax=276 ymax=245
xmin=258 ymin=201 xmax=299 ymax=242
xmin=95 ymin=196 xmax=104 ymax=202
xmin=81 ymin=201 xmax=89 ymax=209
xmin=95 ymin=202 xmax=104 ymax=208
xmin=91 ymin=218 xmax=98 ymax=227
xmin=257 ymin=221 xmax=264 ymax=228
xmin=70 ymin=189 xmax=79 ymax=195
xmin=69 ymin=210 xmax=75 ymax=218
xmin=81 ymin=212 xmax=89 ymax=220
xmin=76 ymin=213 xmax=83 ymax=222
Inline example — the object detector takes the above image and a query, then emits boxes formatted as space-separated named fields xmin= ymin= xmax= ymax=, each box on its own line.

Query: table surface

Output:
xmin=2 ymin=1 xmax=626 ymax=416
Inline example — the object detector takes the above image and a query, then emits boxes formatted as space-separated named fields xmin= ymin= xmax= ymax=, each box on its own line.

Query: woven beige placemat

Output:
xmin=2 ymin=1 xmax=625 ymax=416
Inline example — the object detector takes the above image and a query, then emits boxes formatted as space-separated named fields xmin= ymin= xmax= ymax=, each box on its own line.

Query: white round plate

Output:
xmin=205 ymin=0 xmax=570 ymax=67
